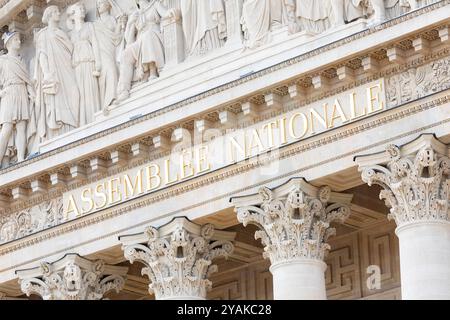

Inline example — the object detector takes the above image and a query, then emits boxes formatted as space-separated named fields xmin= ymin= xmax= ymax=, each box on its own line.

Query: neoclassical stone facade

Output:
xmin=0 ymin=0 xmax=448 ymax=300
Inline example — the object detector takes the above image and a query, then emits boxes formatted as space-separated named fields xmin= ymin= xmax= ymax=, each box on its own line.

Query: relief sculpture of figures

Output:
xmin=241 ymin=0 xmax=290 ymax=49
xmin=330 ymin=0 xmax=367 ymax=26
xmin=34 ymin=6 xmax=80 ymax=141
xmin=67 ymin=2 xmax=102 ymax=126
xmin=180 ymin=0 xmax=227 ymax=57
xmin=0 ymin=32 xmax=35 ymax=168
xmin=95 ymin=0 xmax=127 ymax=113
xmin=117 ymin=0 xmax=167 ymax=101
xmin=290 ymin=0 xmax=332 ymax=34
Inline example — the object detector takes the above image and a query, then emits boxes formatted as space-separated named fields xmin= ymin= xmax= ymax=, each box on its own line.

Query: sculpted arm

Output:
xmin=124 ymin=13 xmax=138 ymax=45
xmin=90 ymin=24 xmax=102 ymax=74
xmin=38 ymin=51 xmax=51 ymax=81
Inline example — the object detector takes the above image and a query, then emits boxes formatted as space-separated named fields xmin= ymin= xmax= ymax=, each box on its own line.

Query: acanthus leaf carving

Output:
xmin=359 ymin=136 xmax=450 ymax=227
xmin=120 ymin=217 xmax=235 ymax=300
xmin=17 ymin=254 xmax=128 ymax=300
xmin=233 ymin=179 xmax=353 ymax=264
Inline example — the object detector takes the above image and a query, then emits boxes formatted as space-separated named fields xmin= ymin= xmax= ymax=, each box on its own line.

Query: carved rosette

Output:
xmin=359 ymin=140 xmax=450 ymax=227
xmin=232 ymin=179 xmax=352 ymax=265
xmin=121 ymin=219 xmax=234 ymax=300
xmin=17 ymin=254 xmax=128 ymax=300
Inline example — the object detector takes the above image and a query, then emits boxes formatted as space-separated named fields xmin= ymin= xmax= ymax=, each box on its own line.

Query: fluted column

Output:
xmin=231 ymin=178 xmax=353 ymax=300
xmin=356 ymin=134 xmax=450 ymax=300
xmin=119 ymin=217 xmax=235 ymax=300
xmin=16 ymin=254 xmax=128 ymax=300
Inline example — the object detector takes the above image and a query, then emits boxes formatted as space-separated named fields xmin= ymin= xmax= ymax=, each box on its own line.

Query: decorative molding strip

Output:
xmin=0 ymin=91 xmax=448 ymax=264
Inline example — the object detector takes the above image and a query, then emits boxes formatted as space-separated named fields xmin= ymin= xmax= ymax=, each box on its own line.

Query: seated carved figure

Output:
xmin=117 ymin=0 xmax=167 ymax=101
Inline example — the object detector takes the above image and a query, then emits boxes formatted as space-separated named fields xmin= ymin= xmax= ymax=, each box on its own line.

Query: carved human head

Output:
xmin=68 ymin=2 xmax=87 ymax=21
xmin=97 ymin=0 xmax=112 ymax=15
xmin=2 ymin=31 xmax=21 ymax=51
xmin=42 ymin=6 xmax=61 ymax=25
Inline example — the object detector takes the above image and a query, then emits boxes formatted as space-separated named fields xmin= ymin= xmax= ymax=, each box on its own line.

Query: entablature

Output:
xmin=0 ymin=5 xmax=449 ymax=207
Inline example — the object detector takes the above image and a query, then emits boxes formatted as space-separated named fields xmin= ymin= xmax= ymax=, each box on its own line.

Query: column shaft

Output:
xmin=397 ymin=222 xmax=450 ymax=300
xmin=271 ymin=260 xmax=327 ymax=300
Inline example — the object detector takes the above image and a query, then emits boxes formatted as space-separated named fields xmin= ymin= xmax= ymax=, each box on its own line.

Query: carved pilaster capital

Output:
xmin=120 ymin=217 xmax=235 ymax=300
xmin=231 ymin=178 xmax=353 ymax=264
xmin=356 ymin=134 xmax=450 ymax=227
xmin=16 ymin=254 xmax=128 ymax=300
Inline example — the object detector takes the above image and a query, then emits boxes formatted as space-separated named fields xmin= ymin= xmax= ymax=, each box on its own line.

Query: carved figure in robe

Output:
xmin=117 ymin=0 xmax=167 ymax=101
xmin=180 ymin=0 xmax=227 ymax=57
xmin=34 ymin=6 xmax=80 ymax=140
xmin=94 ymin=0 xmax=127 ymax=112
xmin=288 ymin=0 xmax=332 ymax=34
xmin=0 ymin=32 xmax=35 ymax=166
xmin=241 ymin=0 xmax=291 ymax=49
xmin=67 ymin=2 xmax=102 ymax=126
xmin=330 ymin=0 xmax=366 ymax=26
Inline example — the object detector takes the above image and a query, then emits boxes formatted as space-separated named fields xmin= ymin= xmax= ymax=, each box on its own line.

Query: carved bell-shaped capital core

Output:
xmin=231 ymin=178 xmax=353 ymax=264
xmin=355 ymin=134 xmax=450 ymax=228
xmin=119 ymin=217 xmax=235 ymax=300
xmin=231 ymin=178 xmax=353 ymax=300
xmin=16 ymin=254 xmax=128 ymax=300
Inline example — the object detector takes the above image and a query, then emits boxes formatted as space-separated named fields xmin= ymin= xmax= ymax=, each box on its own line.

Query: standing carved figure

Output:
xmin=34 ymin=6 xmax=80 ymax=140
xmin=0 ymin=32 xmax=35 ymax=166
xmin=330 ymin=0 xmax=367 ymax=26
xmin=117 ymin=0 xmax=167 ymax=101
xmin=180 ymin=0 xmax=227 ymax=57
xmin=94 ymin=0 xmax=127 ymax=112
xmin=330 ymin=0 xmax=405 ymax=26
xmin=67 ymin=2 xmax=102 ymax=126
xmin=241 ymin=0 xmax=290 ymax=49
xmin=285 ymin=0 xmax=332 ymax=34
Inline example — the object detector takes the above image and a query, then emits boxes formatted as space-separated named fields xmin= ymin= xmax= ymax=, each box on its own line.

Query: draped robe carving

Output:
xmin=180 ymin=0 xmax=227 ymax=57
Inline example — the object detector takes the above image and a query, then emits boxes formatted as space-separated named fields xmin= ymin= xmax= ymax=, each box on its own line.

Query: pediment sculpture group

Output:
xmin=0 ymin=0 xmax=436 ymax=168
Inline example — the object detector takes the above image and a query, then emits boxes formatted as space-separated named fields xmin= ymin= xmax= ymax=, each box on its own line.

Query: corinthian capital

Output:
xmin=231 ymin=178 xmax=353 ymax=264
xmin=119 ymin=217 xmax=235 ymax=300
xmin=356 ymin=134 xmax=450 ymax=227
xmin=16 ymin=254 xmax=128 ymax=300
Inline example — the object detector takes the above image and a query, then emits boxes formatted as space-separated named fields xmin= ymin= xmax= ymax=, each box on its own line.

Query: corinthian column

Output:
xmin=231 ymin=178 xmax=353 ymax=300
xmin=16 ymin=254 xmax=128 ymax=300
xmin=119 ymin=217 xmax=235 ymax=300
xmin=356 ymin=134 xmax=450 ymax=300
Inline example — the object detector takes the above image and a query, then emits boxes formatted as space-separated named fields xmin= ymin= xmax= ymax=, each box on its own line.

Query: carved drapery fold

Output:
xmin=357 ymin=134 xmax=450 ymax=227
xmin=16 ymin=254 xmax=128 ymax=300
xmin=0 ymin=0 xmax=442 ymax=168
xmin=231 ymin=178 xmax=353 ymax=265
xmin=120 ymin=217 xmax=235 ymax=300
